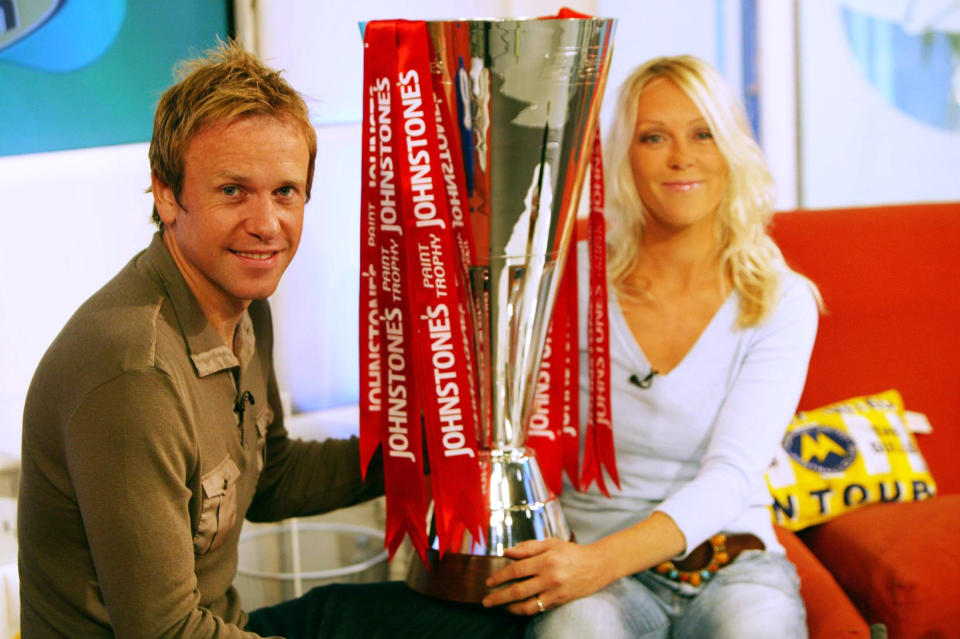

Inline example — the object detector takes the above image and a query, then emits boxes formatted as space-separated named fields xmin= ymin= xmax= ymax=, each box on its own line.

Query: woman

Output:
xmin=481 ymin=55 xmax=819 ymax=639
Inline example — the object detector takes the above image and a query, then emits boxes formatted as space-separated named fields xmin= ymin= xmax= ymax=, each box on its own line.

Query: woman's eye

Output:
xmin=639 ymin=133 xmax=663 ymax=144
xmin=695 ymin=130 xmax=714 ymax=141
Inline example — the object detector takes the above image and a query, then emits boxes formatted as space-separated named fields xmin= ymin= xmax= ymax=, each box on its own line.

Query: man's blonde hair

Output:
xmin=605 ymin=55 xmax=789 ymax=327
xmin=148 ymin=40 xmax=317 ymax=228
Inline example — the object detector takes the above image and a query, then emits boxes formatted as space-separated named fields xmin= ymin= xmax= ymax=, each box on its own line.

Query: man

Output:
xmin=17 ymin=41 xmax=384 ymax=637
xmin=19 ymin=39 xmax=531 ymax=639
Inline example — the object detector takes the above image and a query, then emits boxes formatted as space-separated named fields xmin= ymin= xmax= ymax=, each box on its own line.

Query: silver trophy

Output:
xmin=404 ymin=16 xmax=616 ymax=603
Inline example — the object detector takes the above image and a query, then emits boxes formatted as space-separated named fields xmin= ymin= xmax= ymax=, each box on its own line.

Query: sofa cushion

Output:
xmin=800 ymin=494 xmax=960 ymax=639
xmin=775 ymin=526 xmax=870 ymax=638
xmin=766 ymin=390 xmax=936 ymax=531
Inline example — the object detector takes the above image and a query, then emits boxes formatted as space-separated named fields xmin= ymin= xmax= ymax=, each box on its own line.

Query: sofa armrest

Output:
xmin=775 ymin=525 xmax=870 ymax=638
xmin=799 ymin=495 xmax=960 ymax=639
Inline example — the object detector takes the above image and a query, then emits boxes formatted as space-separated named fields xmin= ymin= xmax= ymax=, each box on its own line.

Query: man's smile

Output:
xmin=230 ymin=249 xmax=279 ymax=261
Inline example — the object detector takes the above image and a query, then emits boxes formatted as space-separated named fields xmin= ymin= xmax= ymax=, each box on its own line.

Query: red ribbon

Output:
xmin=394 ymin=21 xmax=485 ymax=556
xmin=559 ymin=243 xmax=582 ymax=490
xmin=360 ymin=20 xmax=485 ymax=562
xmin=579 ymin=126 xmax=620 ymax=496
xmin=359 ymin=21 xmax=386 ymax=480
xmin=526 ymin=327 xmax=564 ymax=493
xmin=530 ymin=125 xmax=615 ymax=497
xmin=552 ymin=7 xmax=592 ymax=19
xmin=527 ymin=222 xmax=580 ymax=494
xmin=362 ymin=21 xmax=434 ymax=562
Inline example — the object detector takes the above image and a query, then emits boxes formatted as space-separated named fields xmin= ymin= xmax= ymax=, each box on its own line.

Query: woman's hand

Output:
xmin=480 ymin=538 xmax=614 ymax=615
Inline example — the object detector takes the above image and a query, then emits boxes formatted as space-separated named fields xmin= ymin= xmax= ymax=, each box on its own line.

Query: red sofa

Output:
xmin=770 ymin=202 xmax=960 ymax=639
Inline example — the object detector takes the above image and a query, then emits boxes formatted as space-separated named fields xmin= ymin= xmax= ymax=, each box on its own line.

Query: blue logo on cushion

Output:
xmin=784 ymin=425 xmax=857 ymax=473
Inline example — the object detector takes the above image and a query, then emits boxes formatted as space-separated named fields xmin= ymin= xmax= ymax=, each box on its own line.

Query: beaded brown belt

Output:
xmin=654 ymin=533 xmax=765 ymax=586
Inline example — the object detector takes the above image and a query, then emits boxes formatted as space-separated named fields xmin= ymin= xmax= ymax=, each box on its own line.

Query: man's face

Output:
xmin=153 ymin=115 xmax=310 ymax=317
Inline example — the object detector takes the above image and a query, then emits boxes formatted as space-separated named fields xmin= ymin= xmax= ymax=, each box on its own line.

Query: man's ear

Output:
xmin=151 ymin=172 xmax=179 ymax=227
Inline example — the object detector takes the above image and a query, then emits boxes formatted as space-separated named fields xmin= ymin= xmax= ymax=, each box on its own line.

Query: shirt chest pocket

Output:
xmin=194 ymin=456 xmax=241 ymax=556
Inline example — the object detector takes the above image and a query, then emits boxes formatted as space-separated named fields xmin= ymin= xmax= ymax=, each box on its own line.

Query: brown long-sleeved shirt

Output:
xmin=18 ymin=233 xmax=383 ymax=638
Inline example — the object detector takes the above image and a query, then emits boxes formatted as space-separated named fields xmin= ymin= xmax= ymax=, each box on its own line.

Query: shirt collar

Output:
xmin=143 ymin=232 xmax=256 ymax=377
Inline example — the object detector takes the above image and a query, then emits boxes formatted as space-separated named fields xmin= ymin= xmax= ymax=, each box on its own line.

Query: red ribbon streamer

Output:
xmin=359 ymin=21 xmax=386 ymax=480
xmin=526 ymin=326 xmax=564 ymax=494
xmin=559 ymin=243 xmax=582 ymax=490
xmin=394 ymin=21 xmax=485 ymax=556
xmin=361 ymin=21 xmax=431 ymax=563
xmin=360 ymin=20 xmax=486 ymax=562
xmin=580 ymin=126 xmax=620 ymax=496
xmin=530 ymin=125 xmax=615 ymax=497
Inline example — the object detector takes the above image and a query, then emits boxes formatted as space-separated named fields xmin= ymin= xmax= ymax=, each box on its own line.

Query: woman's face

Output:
xmin=629 ymin=77 xmax=729 ymax=236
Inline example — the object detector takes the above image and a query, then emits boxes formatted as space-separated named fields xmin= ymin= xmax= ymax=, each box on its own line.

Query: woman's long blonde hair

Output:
xmin=604 ymin=55 xmax=785 ymax=327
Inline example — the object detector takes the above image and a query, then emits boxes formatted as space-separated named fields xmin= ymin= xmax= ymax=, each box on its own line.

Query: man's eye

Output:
xmin=222 ymin=185 xmax=240 ymax=196
xmin=277 ymin=186 xmax=295 ymax=197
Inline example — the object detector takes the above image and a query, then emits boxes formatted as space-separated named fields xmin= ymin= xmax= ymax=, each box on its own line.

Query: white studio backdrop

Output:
xmin=0 ymin=144 xmax=155 ymax=456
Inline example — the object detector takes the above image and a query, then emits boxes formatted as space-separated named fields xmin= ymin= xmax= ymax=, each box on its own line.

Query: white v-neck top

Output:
xmin=560 ymin=242 xmax=819 ymax=557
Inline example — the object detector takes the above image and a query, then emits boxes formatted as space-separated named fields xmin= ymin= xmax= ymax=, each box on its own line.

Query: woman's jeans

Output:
xmin=526 ymin=551 xmax=807 ymax=639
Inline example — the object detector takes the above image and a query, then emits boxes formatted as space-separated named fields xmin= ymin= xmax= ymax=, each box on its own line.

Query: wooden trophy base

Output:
xmin=406 ymin=549 xmax=513 ymax=604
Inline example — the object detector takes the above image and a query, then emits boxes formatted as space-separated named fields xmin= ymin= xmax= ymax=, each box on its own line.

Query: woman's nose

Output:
xmin=667 ymin=140 xmax=694 ymax=170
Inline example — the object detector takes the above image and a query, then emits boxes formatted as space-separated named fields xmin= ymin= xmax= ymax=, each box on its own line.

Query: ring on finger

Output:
xmin=535 ymin=596 xmax=545 ymax=613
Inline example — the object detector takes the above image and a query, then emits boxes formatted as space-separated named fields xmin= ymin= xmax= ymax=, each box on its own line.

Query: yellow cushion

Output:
xmin=766 ymin=390 xmax=937 ymax=531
